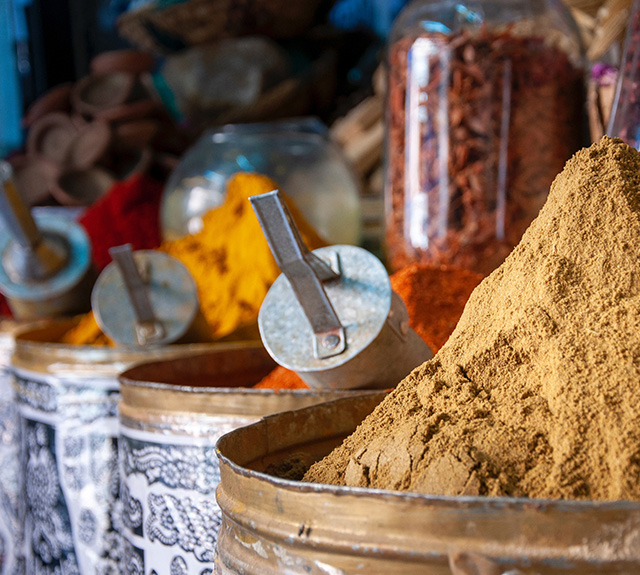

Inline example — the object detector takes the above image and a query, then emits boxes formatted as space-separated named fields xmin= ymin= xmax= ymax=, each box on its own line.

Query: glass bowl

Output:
xmin=160 ymin=118 xmax=362 ymax=245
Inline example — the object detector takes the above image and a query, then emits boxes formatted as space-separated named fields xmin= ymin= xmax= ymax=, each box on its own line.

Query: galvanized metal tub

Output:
xmin=215 ymin=395 xmax=640 ymax=575
xmin=118 ymin=351 xmax=380 ymax=575
xmin=10 ymin=320 xmax=227 ymax=575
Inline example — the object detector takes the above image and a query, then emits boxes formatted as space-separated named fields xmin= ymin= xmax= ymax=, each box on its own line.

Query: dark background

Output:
xmin=20 ymin=0 xmax=127 ymax=108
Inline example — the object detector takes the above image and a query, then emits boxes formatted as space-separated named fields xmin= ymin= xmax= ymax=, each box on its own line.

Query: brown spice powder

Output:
xmin=305 ymin=137 xmax=640 ymax=501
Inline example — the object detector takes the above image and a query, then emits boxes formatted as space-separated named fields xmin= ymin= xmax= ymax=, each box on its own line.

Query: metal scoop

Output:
xmin=92 ymin=245 xmax=199 ymax=347
xmin=0 ymin=160 xmax=92 ymax=319
xmin=251 ymin=189 xmax=433 ymax=390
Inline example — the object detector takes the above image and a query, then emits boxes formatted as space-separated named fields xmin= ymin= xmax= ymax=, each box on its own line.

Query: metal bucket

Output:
xmin=118 ymin=351 xmax=380 ymax=575
xmin=10 ymin=320 xmax=228 ymax=575
xmin=215 ymin=395 xmax=640 ymax=575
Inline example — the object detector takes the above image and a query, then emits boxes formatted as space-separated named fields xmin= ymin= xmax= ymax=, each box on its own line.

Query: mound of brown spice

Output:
xmin=305 ymin=137 xmax=640 ymax=501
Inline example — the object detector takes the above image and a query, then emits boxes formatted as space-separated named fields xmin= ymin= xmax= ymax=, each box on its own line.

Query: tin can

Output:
xmin=10 ymin=320 xmax=222 ymax=575
xmin=0 ymin=319 xmax=47 ymax=575
xmin=215 ymin=396 xmax=640 ymax=575
xmin=118 ymin=351 xmax=380 ymax=575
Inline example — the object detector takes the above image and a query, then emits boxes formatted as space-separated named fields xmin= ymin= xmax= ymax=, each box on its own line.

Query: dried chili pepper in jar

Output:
xmin=608 ymin=0 xmax=640 ymax=147
xmin=385 ymin=0 xmax=585 ymax=275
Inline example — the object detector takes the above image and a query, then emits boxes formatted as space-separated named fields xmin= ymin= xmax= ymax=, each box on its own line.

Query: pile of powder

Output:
xmin=161 ymin=172 xmax=325 ymax=340
xmin=62 ymin=173 xmax=325 ymax=345
xmin=305 ymin=137 xmax=640 ymax=501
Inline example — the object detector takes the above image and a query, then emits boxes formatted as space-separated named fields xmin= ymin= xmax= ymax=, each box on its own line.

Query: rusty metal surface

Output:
xmin=215 ymin=396 xmax=640 ymax=575
xmin=11 ymin=319 xmax=230 ymax=376
xmin=93 ymin=249 xmax=199 ymax=346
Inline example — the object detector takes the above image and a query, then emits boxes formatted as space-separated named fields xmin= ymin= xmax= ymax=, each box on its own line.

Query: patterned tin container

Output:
xmin=117 ymin=351 xmax=380 ymax=575
xmin=10 ymin=320 xmax=227 ymax=575
xmin=215 ymin=395 xmax=640 ymax=575
xmin=0 ymin=319 xmax=46 ymax=575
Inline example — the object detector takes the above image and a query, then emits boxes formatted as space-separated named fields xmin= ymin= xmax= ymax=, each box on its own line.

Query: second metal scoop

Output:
xmin=251 ymin=189 xmax=433 ymax=390
xmin=92 ymin=245 xmax=199 ymax=347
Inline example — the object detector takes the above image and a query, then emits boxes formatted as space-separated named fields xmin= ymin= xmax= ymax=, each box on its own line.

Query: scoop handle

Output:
xmin=0 ymin=161 xmax=41 ymax=250
xmin=250 ymin=189 xmax=346 ymax=359
xmin=109 ymin=244 xmax=165 ymax=346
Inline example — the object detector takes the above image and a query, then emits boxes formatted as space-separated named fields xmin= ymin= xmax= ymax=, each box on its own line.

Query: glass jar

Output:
xmin=384 ymin=0 xmax=585 ymax=274
xmin=607 ymin=0 xmax=640 ymax=147
xmin=161 ymin=118 xmax=362 ymax=246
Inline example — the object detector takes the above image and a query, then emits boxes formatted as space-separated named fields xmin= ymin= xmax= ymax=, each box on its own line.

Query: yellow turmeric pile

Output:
xmin=160 ymin=172 xmax=325 ymax=340
xmin=61 ymin=312 xmax=114 ymax=346
xmin=62 ymin=172 xmax=325 ymax=345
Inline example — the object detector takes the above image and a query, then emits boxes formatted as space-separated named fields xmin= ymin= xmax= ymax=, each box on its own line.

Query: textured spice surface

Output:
xmin=305 ymin=137 xmax=640 ymax=501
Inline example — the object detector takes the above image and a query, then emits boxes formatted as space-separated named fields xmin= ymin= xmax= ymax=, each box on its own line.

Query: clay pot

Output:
xmin=66 ymin=121 xmax=113 ymax=170
xmin=26 ymin=113 xmax=77 ymax=165
xmin=10 ymin=156 xmax=59 ymax=206
xmin=95 ymin=98 xmax=160 ymax=123
xmin=52 ymin=168 xmax=115 ymax=206
xmin=71 ymin=72 xmax=136 ymax=117
xmin=90 ymin=49 xmax=155 ymax=76
xmin=113 ymin=119 xmax=160 ymax=148
xmin=22 ymin=83 xmax=73 ymax=128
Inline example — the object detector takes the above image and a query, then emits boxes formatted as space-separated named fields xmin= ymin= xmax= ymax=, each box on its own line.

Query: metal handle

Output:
xmin=109 ymin=244 xmax=165 ymax=345
xmin=0 ymin=160 xmax=70 ymax=283
xmin=250 ymin=189 xmax=346 ymax=359
xmin=0 ymin=161 xmax=42 ymax=251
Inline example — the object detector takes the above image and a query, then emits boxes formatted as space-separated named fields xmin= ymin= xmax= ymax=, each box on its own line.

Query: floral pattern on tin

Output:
xmin=122 ymin=539 xmax=144 ymax=575
xmin=121 ymin=484 xmax=144 ymax=537
xmin=24 ymin=421 xmax=78 ymax=574
xmin=121 ymin=438 xmax=220 ymax=495
xmin=19 ymin=367 xmax=122 ymax=575
xmin=146 ymin=494 xmax=221 ymax=562
xmin=0 ymin=374 xmax=23 ymax=575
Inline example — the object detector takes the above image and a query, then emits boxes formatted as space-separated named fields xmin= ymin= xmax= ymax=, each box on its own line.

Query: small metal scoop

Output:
xmin=0 ymin=160 xmax=93 ymax=319
xmin=92 ymin=245 xmax=199 ymax=347
xmin=251 ymin=189 xmax=433 ymax=390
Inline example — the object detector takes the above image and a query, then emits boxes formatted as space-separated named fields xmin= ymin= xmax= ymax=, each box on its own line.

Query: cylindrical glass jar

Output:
xmin=384 ymin=0 xmax=585 ymax=274
xmin=607 ymin=0 xmax=640 ymax=146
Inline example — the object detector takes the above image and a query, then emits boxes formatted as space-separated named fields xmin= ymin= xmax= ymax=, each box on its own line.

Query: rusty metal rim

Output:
xmin=217 ymin=444 xmax=640 ymax=512
xmin=216 ymin=397 xmax=640 ymax=513
xmin=11 ymin=319 xmax=258 ymax=373
xmin=119 ymin=379 xmax=370 ymax=396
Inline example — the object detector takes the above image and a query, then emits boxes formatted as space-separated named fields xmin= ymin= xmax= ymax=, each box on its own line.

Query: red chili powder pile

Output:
xmin=81 ymin=173 xmax=163 ymax=270
xmin=305 ymin=137 xmax=640 ymax=501
xmin=253 ymin=264 xmax=483 ymax=390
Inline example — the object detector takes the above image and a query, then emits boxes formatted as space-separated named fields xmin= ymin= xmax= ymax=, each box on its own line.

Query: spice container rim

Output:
xmin=120 ymin=377 xmax=373 ymax=397
xmin=11 ymin=319 xmax=261 ymax=374
xmin=216 ymin=396 xmax=640 ymax=512
xmin=207 ymin=116 xmax=328 ymax=137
